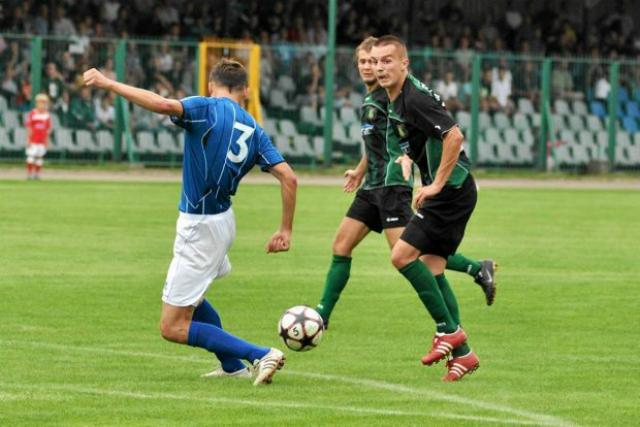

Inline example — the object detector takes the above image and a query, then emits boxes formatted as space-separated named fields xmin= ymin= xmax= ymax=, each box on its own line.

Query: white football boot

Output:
xmin=201 ymin=366 xmax=251 ymax=379
xmin=252 ymin=348 xmax=286 ymax=385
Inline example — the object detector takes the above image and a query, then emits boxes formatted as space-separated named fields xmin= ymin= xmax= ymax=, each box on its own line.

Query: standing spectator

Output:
xmin=70 ymin=87 xmax=96 ymax=130
xmin=436 ymin=71 xmax=463 ymax=113
xmin=491 ymin=66 xmax=512 ymax=113
xmin=155 ymin=0 xmax=179 ymax=30
xmin=52 ymin=5 xmax=77 ymax=36
xmin=42 ymin=62 xmax=66 ymax=105
xmin=455 ymin=36 xmax=474 ymax=81
xmin=594 ymin=69 xmax=611 ymax=101
xmin=308 ymin=19 xmax=328 ymax=45
xmin=16 ymin=79 xmax=32 ymax=112
xmin=95 ymin=93 xmax=116 ymax=130
xmin=33 ymin=4 xmax=49 ymax=35
xmin=515 ymin=60 xmax=540 ymax=105
xmin=552 ymin=61 xmax=582 ymax=100
xmin=55 ymin=91 xmax=73 ymax=128
xmin=102 ymin=0 xmax=120 ymax=24
xmin=502 ymin=0 xmax=522 ymax=50
xmin=1 ymin=65 xmax=18 ymax=102
xmin=154 ymin=42 xmax=175 ymax=75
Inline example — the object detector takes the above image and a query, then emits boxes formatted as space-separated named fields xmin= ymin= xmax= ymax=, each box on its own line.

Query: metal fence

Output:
xmin=1 ymin=33 xmax=639 ymax=172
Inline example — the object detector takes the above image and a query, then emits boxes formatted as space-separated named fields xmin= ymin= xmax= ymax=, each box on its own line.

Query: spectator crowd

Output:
xmin=1 ymin=0 xmax=639 ymax=129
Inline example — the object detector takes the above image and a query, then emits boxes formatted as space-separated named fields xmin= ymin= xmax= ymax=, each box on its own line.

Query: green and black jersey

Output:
xmin=360 ymin=86 xmax=413 ymax=190
xmin=387 ymin=74 xmax=471 ymax=188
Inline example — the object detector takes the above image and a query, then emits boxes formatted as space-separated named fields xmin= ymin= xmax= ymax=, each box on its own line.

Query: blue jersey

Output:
xmin=171 ymin=96 xmax=285 ymax=215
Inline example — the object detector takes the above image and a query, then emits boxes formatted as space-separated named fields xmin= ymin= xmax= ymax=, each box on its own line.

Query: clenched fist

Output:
xmin=83 ymin=68 xmax=112 ymax=90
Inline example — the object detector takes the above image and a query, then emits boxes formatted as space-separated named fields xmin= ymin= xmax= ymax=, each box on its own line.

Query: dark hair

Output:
xmin=373 ymin=35 xmax=408 ymax=58
xmin=209 ymin=58 xmax=248 ymax=92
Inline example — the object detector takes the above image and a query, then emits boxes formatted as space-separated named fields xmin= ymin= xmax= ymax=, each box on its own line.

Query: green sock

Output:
xmin=398 ymin=260 xmax=457 ymax=333
xmin=316 ymin=255 xmax=352 ymax=321
xmin=446 ymin=253 xmax=481 ymax=276
xmin=435 ymin=274 xmax=471 ymax=357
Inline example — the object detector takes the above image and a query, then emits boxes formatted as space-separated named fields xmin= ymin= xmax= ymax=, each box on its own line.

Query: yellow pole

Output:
xmin=198 ymin=42 xmax=207 ymax=95
xmin=249 ymin=44 xmax=262 ymax=124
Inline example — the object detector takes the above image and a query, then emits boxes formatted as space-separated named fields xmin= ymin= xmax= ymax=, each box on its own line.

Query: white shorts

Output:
xmin=162 ymin=209 xmax=236 ymax=307
xmin=26 ymin=144 xmax=47 ymax=158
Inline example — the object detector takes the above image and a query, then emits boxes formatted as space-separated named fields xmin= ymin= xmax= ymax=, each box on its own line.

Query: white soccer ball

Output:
xmin=278 ymin=305 xmax=324 ymax=352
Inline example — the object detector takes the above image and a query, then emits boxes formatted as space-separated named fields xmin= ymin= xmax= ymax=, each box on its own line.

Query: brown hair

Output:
xmin=373 ymin=35 xmax=408 ymax=58
xmin=354 ymin=36 xmax=378 ymax=62
xmin=209 ymin=58 xmax=248 ymax=92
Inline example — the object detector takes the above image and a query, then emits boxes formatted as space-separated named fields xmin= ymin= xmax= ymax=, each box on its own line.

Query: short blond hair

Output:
xmin=355 ymin=36 xmax=378 ymax=62
xmin=373 ymin=35 xmax=408 ymax=59
xmin=35 ymin=93 xmax=49 ymax=103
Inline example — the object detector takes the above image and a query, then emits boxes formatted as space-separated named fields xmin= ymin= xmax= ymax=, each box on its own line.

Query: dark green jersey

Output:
xmin=361 ymin=87 xmax=413 ymax=189
xmin=387 ymin=74 xmax=471 ymax=188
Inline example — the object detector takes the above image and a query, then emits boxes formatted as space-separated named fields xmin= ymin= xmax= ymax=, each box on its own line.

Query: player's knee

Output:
xmin=332 ymin=236 xmax=353 ymax=257
xmin=159 ymin=319 xmax=188 ymax=343
xmin=390 ymin=246 xmax=411 ymax=269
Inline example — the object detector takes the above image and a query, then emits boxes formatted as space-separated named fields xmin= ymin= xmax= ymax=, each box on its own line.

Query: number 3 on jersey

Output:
xmin=228 ymin=122 xmax=254 ymax=163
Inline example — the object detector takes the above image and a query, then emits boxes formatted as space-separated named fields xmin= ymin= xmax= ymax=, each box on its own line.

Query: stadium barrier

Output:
xmin=1 ymin=33 xmax=639 ymax=172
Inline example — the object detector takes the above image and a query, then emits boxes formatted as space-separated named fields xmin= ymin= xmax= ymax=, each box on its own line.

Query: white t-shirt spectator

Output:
xmin=595 ymin=78 xmax=611 ymax=100
xmin=436 ymin=80 xmax=459 ymax=101
xmin=491 ymin=75 xmax=512 ymax=108
xmin=95 ymin=98 xmax=115 ymax=127
xmin=102 ymin=1 xmax=120 ymax=23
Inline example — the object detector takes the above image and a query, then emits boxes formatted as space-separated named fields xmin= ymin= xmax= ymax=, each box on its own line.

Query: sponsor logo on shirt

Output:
xmin=396 ymin=123 xmax=408 ymax=138
xmin=361 ymin=124 xmax=375 ymax=136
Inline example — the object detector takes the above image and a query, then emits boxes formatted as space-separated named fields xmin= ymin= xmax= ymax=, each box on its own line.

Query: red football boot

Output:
xmin=442 ymin=351 xmax=480 ymax=382
xmin=420 ymin=327 xmax=467 ymax=366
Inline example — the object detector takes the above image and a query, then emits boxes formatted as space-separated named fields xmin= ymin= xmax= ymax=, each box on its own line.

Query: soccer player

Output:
xmin=83 ymin=59 xmax=297 ymax=386
xmin=25 ymin=94 xmax=52 ymax=180
xmin=371 ymin=35 xmax=482 ymax=381
xmin=316 ymin=37 xmax=495 ymax=329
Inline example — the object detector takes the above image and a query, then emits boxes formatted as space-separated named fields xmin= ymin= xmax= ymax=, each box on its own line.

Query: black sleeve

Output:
xmin=406 ymin=92 xmax=457 ymax=140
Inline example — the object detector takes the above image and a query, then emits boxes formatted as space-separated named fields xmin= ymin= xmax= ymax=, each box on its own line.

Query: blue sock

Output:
xmin=188 ymin=321 xmax=269 ymax=364
xmin=193 ymin=300 xmax=248 ymax=373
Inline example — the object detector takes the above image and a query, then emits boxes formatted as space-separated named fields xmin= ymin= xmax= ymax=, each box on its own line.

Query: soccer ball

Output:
xmin=278 ymin=305 xmax=324 ymax=351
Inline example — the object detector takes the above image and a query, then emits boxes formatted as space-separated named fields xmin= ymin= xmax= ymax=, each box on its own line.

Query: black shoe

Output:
xmin=474 ymin=260 xmax=497 ymax=306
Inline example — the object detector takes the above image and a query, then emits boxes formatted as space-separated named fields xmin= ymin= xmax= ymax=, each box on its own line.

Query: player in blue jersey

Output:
xmin=83 ymin=59 xmax=297 ymax=385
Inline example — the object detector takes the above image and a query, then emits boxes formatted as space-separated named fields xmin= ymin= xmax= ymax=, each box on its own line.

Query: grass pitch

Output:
xmin=0 ymin=179 xmax=638 ymax=426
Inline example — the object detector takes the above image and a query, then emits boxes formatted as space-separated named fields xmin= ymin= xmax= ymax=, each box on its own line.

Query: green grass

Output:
xmin=1 ymin=180 xmax=639 ymax=426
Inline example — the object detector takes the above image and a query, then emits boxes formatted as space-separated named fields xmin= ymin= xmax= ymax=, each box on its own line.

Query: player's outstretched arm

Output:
xmin=265 ymin=162 xmax=298 ymax=253
xmin=343 ymin=154 xmax=367 ymax=192
xmin=83 ymin=68 xmax=183 ymax=117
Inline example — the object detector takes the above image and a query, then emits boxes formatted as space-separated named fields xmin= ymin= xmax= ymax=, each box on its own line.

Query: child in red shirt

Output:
xmin=25 ymin=94 xmax=52 ymax=180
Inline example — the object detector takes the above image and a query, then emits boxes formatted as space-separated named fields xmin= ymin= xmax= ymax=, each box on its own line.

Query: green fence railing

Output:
xmin=1 ymin=33 xmax=639 ymax=172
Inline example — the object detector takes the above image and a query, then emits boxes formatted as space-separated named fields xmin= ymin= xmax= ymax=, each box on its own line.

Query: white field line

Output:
xmin=0 ymin=383 xmax=545 ymax=426
xmin=1 ymin=340 xmax=576 ymax=427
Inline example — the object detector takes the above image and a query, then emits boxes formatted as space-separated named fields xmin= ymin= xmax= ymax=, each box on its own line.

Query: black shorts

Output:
xmin=345 ymin=186 xmax=413 ymax=233
xmin=401 ymin=175 xmax=477 ymax=258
